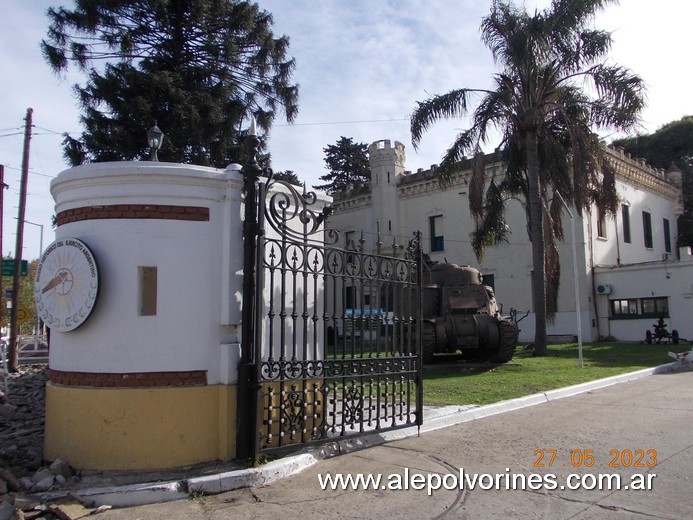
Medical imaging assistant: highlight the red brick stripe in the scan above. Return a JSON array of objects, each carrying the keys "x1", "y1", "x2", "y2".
[
  {"x1": 56, "y1": 205, "x2": 210, "y2": 226},
  {"x1": 49, "y1": 369, "x2": 208, "y2": 388}
]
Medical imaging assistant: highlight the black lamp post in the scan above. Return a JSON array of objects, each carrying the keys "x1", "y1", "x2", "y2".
[{"x1": 147, "y1": 123, "x2": 164, "y2": 161}]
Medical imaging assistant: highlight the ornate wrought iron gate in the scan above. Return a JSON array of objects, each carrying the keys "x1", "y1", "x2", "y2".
[{"x1": 247, "y1": 177, "x2": 423, "y2": 456}]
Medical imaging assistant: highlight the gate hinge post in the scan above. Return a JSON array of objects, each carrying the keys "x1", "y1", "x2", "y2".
[{"x1": 236, "y1": 117, "x2": 263, "y2": 462}]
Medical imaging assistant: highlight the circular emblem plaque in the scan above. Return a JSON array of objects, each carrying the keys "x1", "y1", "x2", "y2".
[{"x1": 34, "y1": 238, "x2": 99, "y2": 332}]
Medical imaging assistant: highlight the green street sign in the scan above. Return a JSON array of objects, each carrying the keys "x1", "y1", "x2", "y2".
[{"x1": 1, "y1": 259, "x2": 28, "y2": 277}]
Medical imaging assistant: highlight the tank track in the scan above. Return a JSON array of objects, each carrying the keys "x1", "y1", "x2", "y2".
[{"x1": 490, "y1": 318, "x2": 519, "y2": 363}]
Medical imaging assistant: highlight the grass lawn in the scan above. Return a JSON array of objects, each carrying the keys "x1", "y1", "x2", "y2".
[{"x1": 423, "y1": 342, "x2": 681, "y2": 406}]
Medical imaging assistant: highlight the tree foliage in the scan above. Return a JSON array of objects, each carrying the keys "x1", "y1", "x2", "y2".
[
  {"x1": 612, "y1": 116, "x2": 693, "y2": 169},
  {"x1": 42, "y1": 0, "x2": 299, "y2": 167},
  {"x1": 613, "y1": 116, "x2": 693, "y2": 247},
  {"x1": 677, "y1": 166, "x2": 693, "y2": 247},
  {"x1": 272, "y1": 170, "x2": 303, "y2": 186},
  {"x1": 313, "y1": 137, "x2": 370, "y2": 194},
  {"x1": 410, "y1": 0, "x2": 644, "y2": 355}
]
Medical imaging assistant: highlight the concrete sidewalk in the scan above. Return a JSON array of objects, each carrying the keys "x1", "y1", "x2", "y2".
[{"x1": 79, "y1": 362, "x2": 691, "y2": 519}]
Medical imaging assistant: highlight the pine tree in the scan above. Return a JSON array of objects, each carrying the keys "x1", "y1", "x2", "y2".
[
  {"x1": 272, "y1": 170, "x2": 303, "y2": 186},
  {"x1": 314, "y1": 137, "x2": 370, "y2": 194},
  {"x1": 42, "y1": 0, "x2": 299, "y2": 167}
]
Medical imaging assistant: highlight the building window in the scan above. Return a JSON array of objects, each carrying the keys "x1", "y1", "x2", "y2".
[
  {"x1": 139, "y1": 266, "x2": 157, "y2": 316},
  {"x1": 611, "y1": 299, "x2": 638, "y2": 317},
  {"x1": 641, "y1": 297, "x2": 668, "y2": 317},
  {"x1": 482, "y1": 273, "x2": 495, "y2": 290},
  {"x1": 429, "y1": 215, "x2": 444, "y2": 252},
  {"x1": 597, "y1": 208, "x2": 607, "y2": 239},
  {"x1": 610, "y1": 297, "x2": 669, "y2": 320},
  {"x1": 642, "y1": 211, "x2": 653, "y2": 249},
  {"x1": 621, "y1": 205, "x2": 631, "y2": 244},
  {"x1": 663, "y1": 218, "x2": 671, "y2": 253}
]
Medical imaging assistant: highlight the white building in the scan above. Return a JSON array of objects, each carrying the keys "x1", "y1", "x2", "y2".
[{"x1": 327, "y1": 139, "x2": 692, "y2": 343}]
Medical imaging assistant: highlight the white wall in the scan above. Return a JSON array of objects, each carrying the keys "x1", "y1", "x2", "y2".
[
  {"x1": 590, "y1": 177, "x2": 680, "y2": 268},
  {"x1": 594, "y1": 247, "x2": 693, "y2": 342},
  {"x1": 48, "y1": 162, "x2": 244, "y2": 383}
]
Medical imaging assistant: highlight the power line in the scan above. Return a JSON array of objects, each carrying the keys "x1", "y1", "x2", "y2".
[
  {"x1": 5, "y1": 189, "x2": 54, "y2": 200},
  {"x1": 33, "y1": 125, "x2": 66, "y2": 135},
  {"x1": 1, "y1": 164, "x2": 56, "y2": 179},
  {"x1": 7, "y1": 118, "x2": 413, "y2": 138},
  {"x1": 3, "y1": 125, "x2": 78, "y2": 138},
  {"x1": 274, "y1": 117, "x2": 410, "y2": 127}
]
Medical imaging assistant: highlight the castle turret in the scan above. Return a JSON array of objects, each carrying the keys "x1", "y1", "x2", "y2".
[{"x1": 368, "y1": 140, "x2": 406, "y2": 247}]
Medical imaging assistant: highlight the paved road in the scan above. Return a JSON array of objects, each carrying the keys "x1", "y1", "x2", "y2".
[{"x1": 98, "y1": 370, "x2": 692, "y2": 519}]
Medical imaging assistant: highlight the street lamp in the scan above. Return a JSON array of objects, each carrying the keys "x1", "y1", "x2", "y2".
[
  {"x1": 22, "y1": 219, "x2": 43, "y2": 351},
  {"x1": 147, "y1": 123, "x2": 164, "y2": 161},
  {"x1": 555, "y1": 191, "x2": 584, "y2": 368}
]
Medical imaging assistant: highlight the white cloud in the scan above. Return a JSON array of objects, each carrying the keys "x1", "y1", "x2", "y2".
[{"x1": 1, "y1": 0, "x2": 691, "y2": 259}]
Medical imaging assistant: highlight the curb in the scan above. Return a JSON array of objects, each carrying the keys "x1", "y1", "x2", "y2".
[
  {"x1": 71, "y1": 480, "x2": 188, "y2": 509},
  {"x1": 68, "y1": 361, "x2": 679, "y2": 507},
  {"x1": 186, "y1": 453, "x2": 320, "y2": 496}
]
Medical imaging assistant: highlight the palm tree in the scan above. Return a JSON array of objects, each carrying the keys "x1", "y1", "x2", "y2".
[{"x1": 410, "y1": 0, "x2": 644, "y2": 356}]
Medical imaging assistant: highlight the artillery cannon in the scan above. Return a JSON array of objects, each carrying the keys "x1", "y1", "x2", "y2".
[{"x1": 645, "y1": 317, "x2": 679, "y2": 345}]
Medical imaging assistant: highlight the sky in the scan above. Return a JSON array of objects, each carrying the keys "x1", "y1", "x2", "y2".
[{"x1": 1, "y1": 0, "x2": 692, "y2": 261}]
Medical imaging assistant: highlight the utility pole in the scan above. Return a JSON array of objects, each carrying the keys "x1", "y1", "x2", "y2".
[
  {"x1": 8, "y1": 108, "x2": 33, "y2": 372},
  {"x1": 0, "y1": 165, "x2": 6, "y2": 351}
]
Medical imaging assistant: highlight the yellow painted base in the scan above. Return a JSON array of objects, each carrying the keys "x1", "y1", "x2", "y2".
[
  {"x1": 260, "y1": 378, "x2": 324, "y2": 450},
  {"x1": 44, "y1": 383, "x2": 237, "y2": 470}
]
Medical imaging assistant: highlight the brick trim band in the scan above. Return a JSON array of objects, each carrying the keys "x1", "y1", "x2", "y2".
[
  {"x1": 49, "y1": 369, "x2": 208, "y2": 388},
  {"x1": 56, "y1": 204, "x2": 210, "y2": 226}
]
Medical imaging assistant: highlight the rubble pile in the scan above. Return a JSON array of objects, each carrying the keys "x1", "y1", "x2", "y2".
[
  {"x1": 0, "y1": 366, "x2": 87, "y2": 519},
  {"x1": 0, "y1": 366, "x2": 48, "y2": 482}
]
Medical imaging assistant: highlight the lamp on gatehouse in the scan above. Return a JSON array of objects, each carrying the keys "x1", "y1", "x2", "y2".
[{"x1": 147, "y1": 123, "x2": 164, "y2": 161}]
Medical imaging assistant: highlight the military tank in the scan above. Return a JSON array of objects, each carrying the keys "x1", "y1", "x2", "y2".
[{"x1": 421, "y1": 263, "x2": 518, "y2": 364}]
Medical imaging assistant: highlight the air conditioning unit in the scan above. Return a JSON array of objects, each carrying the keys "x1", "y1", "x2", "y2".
[{"x1": 597, "y1": 284, "x2": 612, "y2": 295}]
